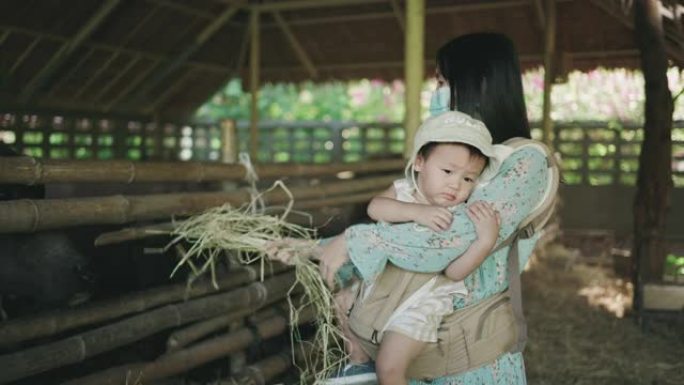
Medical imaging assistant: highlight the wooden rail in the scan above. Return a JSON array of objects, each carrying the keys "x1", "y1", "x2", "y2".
[{"x1": 0, "y1": 156, "x2": 403, "y2": 184}]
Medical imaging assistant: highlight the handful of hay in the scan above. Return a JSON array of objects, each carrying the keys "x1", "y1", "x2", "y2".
[{"x1": 168, "y1": 182, "x2": 348, "y2": 384}]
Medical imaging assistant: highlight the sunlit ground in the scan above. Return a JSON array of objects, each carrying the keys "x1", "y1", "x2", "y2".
[{"x1": 523, "y1": 242, "x2": 683, "y2": 385}]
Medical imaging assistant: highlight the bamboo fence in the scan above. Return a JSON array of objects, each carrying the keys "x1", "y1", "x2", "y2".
[
  {"x1": 0, "y1": 271, "x2": 296, "y2": 384},
  {"x1": 94, "y1": 189, "x2": 382, "y2": 246},
  {"x1": 61, "y1": 307, "x2": 316, "y2": 385},
  {"x1": 0, "y1": 156, "x2": 404, "y2": 184},
  {"x1": 165, "y1": 309, "x2": 254, "y2": 353},
  {"x1": 226, "y1": 351, "x2": 294, "y2": 385},
  {"x1": 0, "y1": 174, "x2": 397, "y2": 232},
  {"x1": 0, "y1": 264, "x2": 290, "y2": 349}
]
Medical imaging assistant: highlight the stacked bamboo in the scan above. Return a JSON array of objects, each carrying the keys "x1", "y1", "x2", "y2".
[
  {"x1": 0, "y1": 264, "x2": 289, "y2": 349},
  {"x1": 0, "y1": 271, "x2": 296, "y2": 384},
  {"x1": 0, "y1": 155, "x2": 403, "y2": 383}
]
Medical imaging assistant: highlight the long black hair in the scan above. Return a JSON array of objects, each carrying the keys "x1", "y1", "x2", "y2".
[{"x1": 436, "y1": 33, "x2": 531, "y2": 143}]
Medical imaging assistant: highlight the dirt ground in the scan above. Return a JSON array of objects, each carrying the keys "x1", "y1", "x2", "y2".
[{"x1": 522, "y1": 243, "x2": 684, "y2": 385}]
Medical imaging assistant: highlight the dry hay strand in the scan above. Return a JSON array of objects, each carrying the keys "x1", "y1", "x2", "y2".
[
  {"x1": 168, "y1": 181, "x2": 348, "y2": 384},
  {"x1": 523, "y1": 243, "x2": 684, "y2": 385}
]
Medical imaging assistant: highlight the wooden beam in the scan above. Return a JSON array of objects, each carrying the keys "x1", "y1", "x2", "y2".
[
  {"x1": 19, "y1": 0, "x2": 121, "y2": 102},
  {"x1": 643, "y1": 283, "x2": 684, "y2": 310},
  {"x1": 93, "y1": 56, "x2": 141, "y2": 102},
  {"x1": 249, "y1": 8, "x2": 261, "y2": 161},
  {"x1": 533, "y1": 0, "x2": 546, "y2": 30},
  {"x1": 589, "y1": 0, "x2": 684, "y2": 65},
  {"x1": 105, "y1": 59, "x2": 160, "y2": 111},
  {"x1": 389, "y1": 0, "x2": 405, "y2": 32},
  {"x1": 632, "y1": 0, "x2": 674, "y2": 295},
  {"x1": 143, "y1": 69, "x2": 194, "y2": 114},
  {"x1": 404, "y1": 0, "x2": 424, "y2": 158},
  {"x1": 126, "y1": 5, "x2": 239, "y2": 106},
  {"x1": 256, "y1": 0, "x2": 388, "y2": 11},
  {"x1": 271, "y1": 12, "x2": 318, "y2": 78},
  {"x1": 145, "y1": 0, "x2": 214, "y2": 19},
  {"x1": 0, "y1": 25, "x2": 234, "y2": 77},
  {"x1": 0, "y1": 29, "x2": 10, "y2": 45},
  {"x1": 72, "y1": 52, "x2": 120, "y2": 99},
  {"x1": 257, "y1": 0, "x2": 574, "y2": 28},
  {"x1": 542, "y1": 0, "x2": 556, "y2": 147},
  {"x1": 234, "y1": 22, "x2": 251, "y2": 74},
  {"x1": 8, "y1": 37, "x2": 40, "y2": 75},
  {"x1": 48, "y1": 6, "x2": 157, "y2": 97},
  {"x1": 46, "y1": 49, "x2": 95, "y2": 97}
]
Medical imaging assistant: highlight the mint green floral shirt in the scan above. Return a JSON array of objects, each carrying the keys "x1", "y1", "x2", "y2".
[{"x1": 345, "y1": 145, "x2": 549, "y2": 384}]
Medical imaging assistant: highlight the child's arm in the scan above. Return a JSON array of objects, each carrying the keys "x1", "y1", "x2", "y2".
[
  {"x1": 444, "y1": 201, "x2": 500, "y2": 281},
  {"x1": 367, "y1": 186, "x2": 453, "y2": 232}
]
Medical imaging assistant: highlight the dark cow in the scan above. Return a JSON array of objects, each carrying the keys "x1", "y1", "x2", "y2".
[{"x1": 0, "y1": 142, "x2": 92, "y2": 319}]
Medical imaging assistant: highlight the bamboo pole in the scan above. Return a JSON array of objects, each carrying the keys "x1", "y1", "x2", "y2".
[
  {"x1": 249, "y1": 8, "x2": 260, "y2": 160},
  {"x1": 403, "y1": 0, "x2": 425, "y2": 158},
  {"x1": 0, "y1": 156, "x2": 404, "y2": 184},
  {"x1": 94, "y1": 221, "x2": 175, "y2": 246},
  {"x1": 226, "y1": 351, "x2": 292, "y2": 385},
  {"x1": 542, "y1": 0, "x2": 556, "y2": 147},
  {"x1": 95, "y1": 189, "x2": 382, "y2": 246},
  {"x1": 0, "y1": 174, "x2": 398, "y2": 233},
  {"x1": 165, "y1": 297, "x2": 297, "y2": 353},
  {"x1": 61, "y1": 307, "x2": 315, "y2": 385},
  {"x1": 0, "y1": 264, "x2": 290, "y2": 349},
  {"x1": 222, "y1": 341, "x2": 314, "y2": 385},
  {"x1": 166, "y1": 308, "x2": 253, "y2": 353},
  {"x1": 0, "y1": 272, "x2": 296, "y2": 384}
]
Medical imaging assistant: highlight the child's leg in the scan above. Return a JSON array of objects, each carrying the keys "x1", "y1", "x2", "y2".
[
  {"x1": 333, "y1": 285, "x2": 370, "y2": 364},
  {"x1": 376, "y1": 331, "x2": 426, "y2": 385}
]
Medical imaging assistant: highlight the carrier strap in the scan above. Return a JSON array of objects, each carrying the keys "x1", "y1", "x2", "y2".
[{"x1": 507, "y1": 234, "x2": 527, "y2": 352}]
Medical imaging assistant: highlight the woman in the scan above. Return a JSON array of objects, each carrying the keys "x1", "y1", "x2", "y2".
[{"x1": 326, "y1": 33, "x2": 547, "y2": 385}]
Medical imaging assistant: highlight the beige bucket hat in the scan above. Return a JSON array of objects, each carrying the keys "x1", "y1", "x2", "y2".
[{"x1": 406, "y1": 111, "x2": 505, "y2": 184}]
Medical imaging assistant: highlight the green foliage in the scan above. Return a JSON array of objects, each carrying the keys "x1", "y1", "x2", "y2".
[
  {"x1": 196, "y1": 79, "x2": 406, "y2": 122},
  {"x1": 197, "y1": 68, "x2": 684, "y2": 124}
]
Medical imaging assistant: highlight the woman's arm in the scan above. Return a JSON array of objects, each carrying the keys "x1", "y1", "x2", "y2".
[
  {"x1": 444, "y1": 201, "x2": 499, "y2": 281},
  {"x1": 369, "y1": 147, "x2": 549, "y2": 273}
]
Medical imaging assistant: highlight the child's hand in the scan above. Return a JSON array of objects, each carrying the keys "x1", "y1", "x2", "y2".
[
  {"x1": 412, "y1": 204, "x2": 453, "y2": 232},
  {"x1": 466, "y1": 201, "x2": 500, "y2": 247}
]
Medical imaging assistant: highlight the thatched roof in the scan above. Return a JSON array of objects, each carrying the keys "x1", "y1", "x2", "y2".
[{"x1": 1, "y1": 0, "x2": 682, "y2": 121}]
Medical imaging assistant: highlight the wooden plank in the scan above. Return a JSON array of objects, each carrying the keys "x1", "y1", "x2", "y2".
[{"x1": 643, "y1": 283, "x2": 684, "y2": 311}]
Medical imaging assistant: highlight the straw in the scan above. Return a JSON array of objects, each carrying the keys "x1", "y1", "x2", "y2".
[{"x1": 168, "y1": 181, "x2": 348, "y2": 384}]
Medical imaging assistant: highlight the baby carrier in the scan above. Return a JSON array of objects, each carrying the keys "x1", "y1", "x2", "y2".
[{"x1": 347, "y1": 138, "x2": 560, "y2": 379}]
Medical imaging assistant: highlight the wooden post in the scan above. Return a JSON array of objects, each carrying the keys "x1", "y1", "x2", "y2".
[
  {"x1": 249, "y1": 8, "x2": 261, "y2": 161},
  {"x1": 221, "y1": 119, "x2": 238, "y2": 163},
  {"x1": 632, "y1": 0, "x2": 674, "y2": 312},
  {"x1": 542, "y1": 0, "x2": 556, "y2": 147},
  {"x1": 403, "y1": 0, "x2": 425, "y2": 158}
]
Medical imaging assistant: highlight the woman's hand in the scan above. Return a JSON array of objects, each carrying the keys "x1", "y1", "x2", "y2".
[
  {"x1": 410, "y1": 204, "x2": 453, "y2": 232},
  {"x1": 466, "y1": 201, "x2": 500, "y2": 248},
  {"x1": 265, "y1": 238, "x2": 317, "y2": 265}
]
